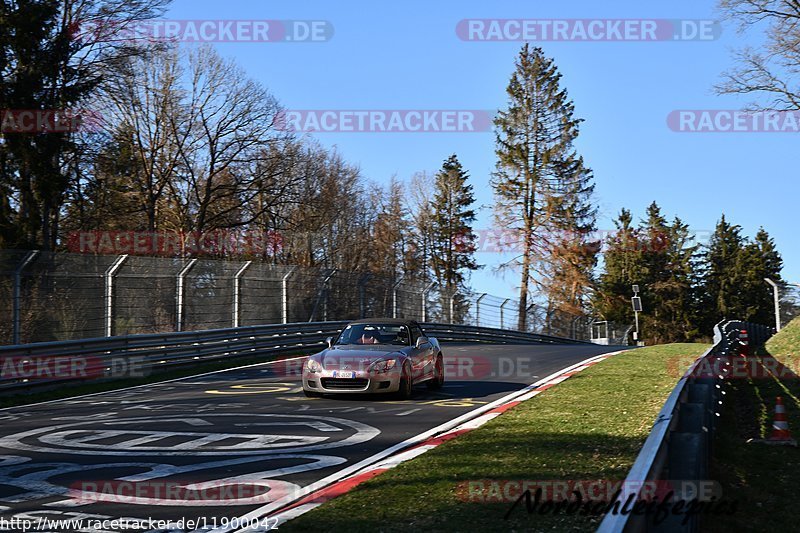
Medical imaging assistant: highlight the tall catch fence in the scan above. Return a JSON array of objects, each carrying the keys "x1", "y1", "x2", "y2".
[{"x1": 1, "y1": 250, "x2": 597, "y2": 345}]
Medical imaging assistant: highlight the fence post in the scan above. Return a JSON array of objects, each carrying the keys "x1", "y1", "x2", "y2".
[
  {"x1": 12, "y1": 251, "x2": 39, "y2": 345},
  {"x1": 571, "y1": 316, "x2": 581, "y2": 340},
  {"x1": 392, "y1": 275, "x2": 404, "y2": 318},
  {"x1": 176, "y1": 258, "x2": 198, "y2": 331},
  {"x1": 358, "y1": 273, "x2": 371, "y2": 318},
  {"x1": 499, "y1": 298, "x2": 510, "y2": 330},
  {"x1": 450, "y1": 292, "x2": 457, "y2": 324},
  {"x1": 421, "y1": 282, "x2": 436, "y2": 322},
  {"x1": 232, "y1": 261, "x2": 253, "y2": 328},
  {"x1": 525, "y1": 303, "x2": 536, "y2": 333},
  {"x1": 282, "y1": 267, "x2": 296, "y2": 324},
  {"x1": 105, "y1": 255, "x2": 128, "y2": 337},
  {"x1": 475, "y1": 293, "x2": 487, "y2": 327}
]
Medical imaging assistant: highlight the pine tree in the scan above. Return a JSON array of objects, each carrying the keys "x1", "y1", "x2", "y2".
[
  {"x1": 430, "y1": 154, "x2": 480, "y2": 322},
  {"x1": 596, "y1": 203, "x2": 699, "y2": 344},
  {"x1": 641, "y1": 205, "x2": 698, "y2": 344},
  {"x1": 702, "y1": 215, "x2": 747, "y2": 324},
  {"x1": 741, "y1": 228, "x2": 783, "y2": 326},
  {"x1": 595, "y1": 209, "x2": 645, "y2": 328},
  {"x1": 0, "y1": 0, "x2": 91, "y2": 249},
  {"x1": 492, "y1": 45, "x2": 596, "y2": 330}
]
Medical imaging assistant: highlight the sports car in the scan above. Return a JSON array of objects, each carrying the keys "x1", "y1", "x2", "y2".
[{"x1": 302, "y1": 318, "x2": 444, "y2": 398}]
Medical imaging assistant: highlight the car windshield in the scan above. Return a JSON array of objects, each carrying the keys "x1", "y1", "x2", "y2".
[{"x1": 336, "y1": 324, "x2": 411, "y2": 346}]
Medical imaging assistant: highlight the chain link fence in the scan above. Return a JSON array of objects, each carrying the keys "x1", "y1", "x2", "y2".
[
  {"x1": 781, "y1": 283, "x2": 800, "y2": 328},
  {"x1": 1, "y1": 250, "x2": 602, "y2": 346}
]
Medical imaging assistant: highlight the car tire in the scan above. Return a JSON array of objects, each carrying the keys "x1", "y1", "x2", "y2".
[
  {"x1": 303, "y1": 389, "x2": 322, "y2": 398},
  {"x1": 396, "y1": 362, "x2": 413, "y2": 400},
  {"x1": 426, "y1": 354, "x2": 444, "y2": 390}
]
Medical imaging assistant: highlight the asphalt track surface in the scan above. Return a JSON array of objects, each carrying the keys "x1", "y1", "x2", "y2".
[{"x1": 0, "y1": 342, "x2": 623, "y2": 532}]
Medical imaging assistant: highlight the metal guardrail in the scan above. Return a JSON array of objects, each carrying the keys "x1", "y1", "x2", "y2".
[
  {"x1": 597, "y1": 320, "x2": 773, "y2": 533},
  {"x1": 0, "y1": 321, "x2": 591, "y2": 396}
]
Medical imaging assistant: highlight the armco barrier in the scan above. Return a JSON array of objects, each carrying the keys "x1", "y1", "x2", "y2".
[
  {"x1": 596, "y1": 320, "x2": 772, "y2": 533},
  {"x1": 0, "y1": 321, "x2": 591, "y2": 396}
]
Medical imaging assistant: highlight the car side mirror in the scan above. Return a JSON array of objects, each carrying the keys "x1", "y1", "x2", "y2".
[
  {"x1": 326, "y1": 337, "x2": 333, "y2": 348},
  {"x1": 416, "y1": 336, "x2": 429, "y2": 349}
]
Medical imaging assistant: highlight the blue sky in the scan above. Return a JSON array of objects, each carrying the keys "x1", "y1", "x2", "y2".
[{"x1": 167, "y1": 0, "x2": 799, "y2": 299}]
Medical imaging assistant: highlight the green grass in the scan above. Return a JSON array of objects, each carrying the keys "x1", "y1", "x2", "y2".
[
  {"x1": 0, "y1": 350, "x2": 308, "y2": 408},
  {"x1": 765, "y1": 316, "x2": 800, "y2": 363},
  {"x1": 282, "y1": 343, "x2": 709, "y2": 533},
  {"x1": 709, "y1": 317, "x2": 800, "y2": 533}
]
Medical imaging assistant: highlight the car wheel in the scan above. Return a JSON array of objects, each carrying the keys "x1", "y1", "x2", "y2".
[
  {"x1": 427, "y1": 354, "x2": 444, "y2": 390},
  {"x1": 396, "y1": 362, "x2": 413, "y2": 399},
  {"x1": 303, "y1": 389, "x2": 322, "y2": 398}
]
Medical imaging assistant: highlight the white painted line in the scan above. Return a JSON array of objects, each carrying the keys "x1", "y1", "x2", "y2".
[{"x1": 222, "y1": 349, "x2": 625, "y2": 532}]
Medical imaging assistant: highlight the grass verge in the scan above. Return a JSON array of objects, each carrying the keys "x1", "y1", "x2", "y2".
[
  {"x1": 0, "y1": 350, "x2": 308, "y2": 409},
  {"x1": 709, "y1": 317, "x2": 800, "y2": 532},
  {"x1": 281, "y1": 343, "x2": 708, "y2": 533}
]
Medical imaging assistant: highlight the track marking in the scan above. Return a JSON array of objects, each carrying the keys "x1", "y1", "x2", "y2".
[
  {"x1": 0, "y1": 355, "x2": 310, "y2": 413},
  {"x1": 215, "y1": 350, "x2": 625, "y2": 532}
]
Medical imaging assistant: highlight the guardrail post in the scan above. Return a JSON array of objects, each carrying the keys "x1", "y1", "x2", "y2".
[
  {"x1": 475, "y1": 293, "x2": 487, "y2": 327},
  {"x1": 282, "y1": 267, "x2": 296, "y2": 324},
  {"x1": 176, "y1": 258, "x2": 198, "y2": 332},
  {"x1": 392, "y1": 275, "x2": 404, "y2": 318},
  {"x1": 233, "y1": 261, "x2": 253, "y2": 328},
  {"x1": 105, "y1": 254, "x2": 128, "y2": 337},
  {"x1": 421, "y1": 282, "x2": 436, "y2": 322},
  {"x1": 12, "y1": 251, "x2": 39, "y2": 345}
]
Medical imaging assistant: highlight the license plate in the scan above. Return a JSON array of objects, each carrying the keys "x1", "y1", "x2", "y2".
[{"x1": 332, "y1": 371, "x2": 355, "y2": 379}]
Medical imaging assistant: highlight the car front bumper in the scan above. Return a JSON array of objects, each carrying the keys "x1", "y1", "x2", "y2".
[{"x1": 302, "y1": 368, "x2": 402, "y2": 394}]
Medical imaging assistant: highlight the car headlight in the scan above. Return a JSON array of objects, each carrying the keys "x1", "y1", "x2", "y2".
[
  {"x1": 370, "y1": 359, "x2": 397, "y2": 373},
  {"x1": 306, "y1": 359, "x2": 322, "y2": 373}
]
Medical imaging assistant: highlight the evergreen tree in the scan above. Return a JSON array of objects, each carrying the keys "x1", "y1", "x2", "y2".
[
  {"x1": 596, "y1": 203, "x2": 699, "y2": 344},
  {"x1": 0, "y1": 0, "x2": 91, "y2": 249},
  {"x1": 492, "y1": 45, "x2": 596, "y2": 330},
  {"x1": 595, "y1": 208, "x2": 645, "y2": 328},
  {"x1": 540, "y1": 154, "x2": 599, "y2": 331},
  {"x1": 739, "y1": 228, "x2": 783, "y2": 326},
  {"x1": 430, "y1": 154, "x2": 479, "y2": 322},
  {"x1": 702, "y1": 215, "x2": 748, "y2": 324},
  {"x1": 640, "y1": 204, "x2": 698, "y2": 344}
]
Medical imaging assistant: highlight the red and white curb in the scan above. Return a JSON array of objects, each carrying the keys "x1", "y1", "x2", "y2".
[{"x1": 225, "y1": 350, "x2": 625, "y2": 531}]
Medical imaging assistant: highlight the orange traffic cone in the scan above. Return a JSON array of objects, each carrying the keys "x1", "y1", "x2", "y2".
[{"x1": 768, "y1": 397, "x2": 797, "y2": 445}]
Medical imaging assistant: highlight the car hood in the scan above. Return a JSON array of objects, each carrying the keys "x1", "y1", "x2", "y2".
[{"x1": 315, "y1": 346, "x2": 403, "y2": 370}]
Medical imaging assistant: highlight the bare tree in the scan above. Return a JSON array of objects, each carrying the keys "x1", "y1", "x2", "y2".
[
  {"x1": 406, "y1": 171, "x2": 435, "y2": 282},
  {"x1": 175, "y1": 45, "x2": 284, "y2": 235},
  {"x1": 717, "y1": 0, "x2": 800, "y2": 109},
  {"x1": 99, "y1": 46, "x2": 188, "y2": 231}
]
